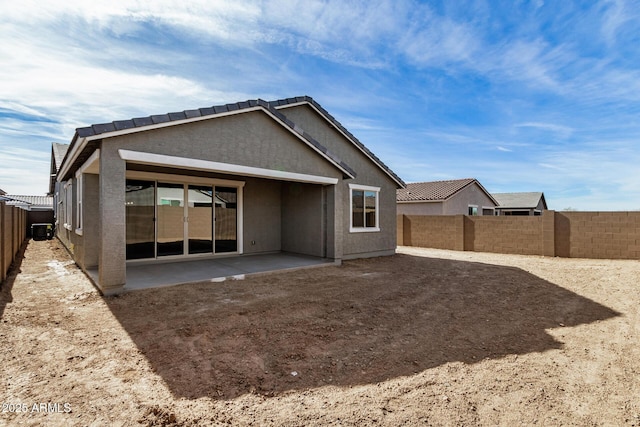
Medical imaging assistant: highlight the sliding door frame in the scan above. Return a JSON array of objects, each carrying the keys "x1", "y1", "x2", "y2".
[{"x1": 125, "y1": 170, "x2": 245, "y2": 263}]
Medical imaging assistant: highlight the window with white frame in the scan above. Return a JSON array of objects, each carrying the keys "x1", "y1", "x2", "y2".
[
  {"x1": 468, "y1": 205, "x2": 478, "y2": 216},
  {"x1": 75, "y1": 174, "x2": 83, "y2": 234},
  {"x1": 64, "y1": 180, "x2": 73, "y2": 230},
  {"x1": 349, "y1": 184, "x2": 380, "y2": 232}
]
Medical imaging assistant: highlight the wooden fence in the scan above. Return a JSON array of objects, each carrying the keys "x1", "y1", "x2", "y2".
[
  {"x1": 398, "y1": 210, "x2": 640, "y2": 260},
  {"x1": 1, "y1": 201, "x2": 28, "y2": 283}
]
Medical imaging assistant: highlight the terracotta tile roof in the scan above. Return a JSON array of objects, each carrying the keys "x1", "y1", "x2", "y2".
[{"x1": 397, "y1": 178, "x2": 478, "y2": 202}]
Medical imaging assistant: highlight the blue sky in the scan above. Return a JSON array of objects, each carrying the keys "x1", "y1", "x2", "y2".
[{"x1": 2, "y1": 0, "x2": 639, "y2": 210}]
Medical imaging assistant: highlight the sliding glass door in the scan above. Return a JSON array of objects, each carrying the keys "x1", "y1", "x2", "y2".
[
  {"x1": 188, "y1": 185, "x2": 213, "y2": 254},
  {"x1": 125, "y1": 180, "x2": 238, "y2": 260},
  {"x1": 157, "y1": 182, "x2": 185, "y2": 257},
  {"x1": 214, "y1": 187, "x2": 237, "y2": 253},
  {"x1": 126, "y1": 180, "x2": 155, "y2": 260}
]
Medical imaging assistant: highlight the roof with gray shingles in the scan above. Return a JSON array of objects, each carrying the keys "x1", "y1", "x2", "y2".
[
  {"x1": 272, "y1": 97, "x2": 405, "y2": 187},
  {"x1": 397, "y1": 178, "x2": 489, "y2": 202},
  {"x1": 63, "y1": 96, "x2": 404, "y2": 187},
  {"x1": 52, "y1": 143, "x2": 69, "y2": 170},
  {"x1": 492, "y1": 192, "x2": 546, "y2": 209},
  {"x1": 1, "y1": 195, "x2": 53, "y2": 208},
  {"x1": 50, "y1": 142, "x2": 71, "y2": 195}
]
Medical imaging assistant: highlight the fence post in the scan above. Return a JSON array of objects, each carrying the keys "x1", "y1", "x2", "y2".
[
  {"x1": 403, "y1": 215, "x2": 412, "y2": 246},
  {"x1": 1, "y1": 203, "x2": 5, "y2": 283},
  {"x1": 456, "y1": 215, "x2": 466, "y2": 251},
  {"x1": 542, "y1": 210, "x2": 556, "y2": 257},
  {"x1": 11, "y1": 207, "x2": 16, "y2": 262},
  {"x1": 22, "y1": 209, "x2": 27, "y2": 243},
  {"x1": 396, "y1": 214, "x2": 404, "y2": 246}
]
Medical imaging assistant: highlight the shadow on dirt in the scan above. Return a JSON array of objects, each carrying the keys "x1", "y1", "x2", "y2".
[
  {"x1": 0, "y1": 239, "x2": 28, "y2": 319},
  {"x1": 105, "y1": 253, "x2": 620, "y2": 400}
]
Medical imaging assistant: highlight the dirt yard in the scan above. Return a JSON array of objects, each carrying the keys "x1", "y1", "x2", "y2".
[{"x1": 0, "y1": 239, "x2": 638, "y2": 426}]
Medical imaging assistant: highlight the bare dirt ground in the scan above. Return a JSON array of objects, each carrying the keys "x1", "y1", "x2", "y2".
[{"x1": 1, "y1": 239, "x2": 639, "y2": 426}]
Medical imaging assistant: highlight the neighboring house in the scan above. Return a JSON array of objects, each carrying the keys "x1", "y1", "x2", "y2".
[
  {"x1": 493, "y1": 192, "x2": 548, "y2": 216},
  {"x1": 0, "y1": 188, "x2": 6, "y2": 196},
  {"x1": 52, "y1": 96, "x2": 405, "y2": 295},
  {"x1": 49, "y1": 142, "x2": 70, "y2": 229},
  {"x1": 0, "y1": 194, "x2": 55, "y2": 234},
  {"x1": 397, "y1": 178, "x2": 498, "y2": 216},
  {"x1": 0, "y1": 195, "x2": 53, "y2": 211}
]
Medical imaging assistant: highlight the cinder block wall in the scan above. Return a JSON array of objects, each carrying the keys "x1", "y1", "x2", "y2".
[
  {"x1": 398, "y1": 211, "x2": 640, "y2": 260},
  {"x1": 402, "y1": 215, "x2": 463, "y2": 251},
  {"x1": 396, "y1": 215, "x2": 403, "y2": 246},
  {"x1": 558, "y1": 212, "x2": 640, "y2": 259},
  {"x1": 1, "y1": 202, "x2": 28, "y2": 284},
  {"x1": 467, "y1": 216, "x2": 544, "y2": 255}
]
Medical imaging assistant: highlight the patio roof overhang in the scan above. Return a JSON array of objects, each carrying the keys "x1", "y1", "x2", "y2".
[
  {"x1": 77, "y1": 149, "x2": 339, "y2": 185},
  {"x1": 118, "y1": 150, "x2": 339, "y2": 185}
]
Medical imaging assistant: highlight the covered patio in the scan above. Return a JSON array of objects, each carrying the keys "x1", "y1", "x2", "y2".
[{"x1": 87, "y1": 252, "x2": 336, "y2": 292}]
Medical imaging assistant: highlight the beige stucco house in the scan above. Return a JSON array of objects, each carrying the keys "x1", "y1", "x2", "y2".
[
  {"x1": 397, "y1": 178, "x2": 498, "y2": 216},
  {"x1": 52, "y1": 96, "x2": 405, "y2": 295},
  {"x1": 493, "y1": 192, "x2": 548, "y2": 216}
]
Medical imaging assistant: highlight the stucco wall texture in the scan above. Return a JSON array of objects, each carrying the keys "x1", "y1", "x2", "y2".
[
  {"x1": 281, "y1": 104, "x2": 398, "y2": 258},
  {"x1": 399, "y1": 211, "x2": 640, "y2": 260},
  {"x1": 396, "y1": 182, "x2": 496, "y2": 217},
  {"x1": 57, "y1": 101, "x2": 402, "y2": 294}
]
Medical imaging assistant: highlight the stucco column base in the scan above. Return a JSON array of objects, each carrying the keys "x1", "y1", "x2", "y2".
[{"x1": 99, "y1": 284, "x2": 126, "y2": 296}]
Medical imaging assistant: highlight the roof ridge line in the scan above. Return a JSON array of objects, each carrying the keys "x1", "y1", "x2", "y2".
[{"x1": 269, "y1": 96, "x2": 405, "y2": 188}]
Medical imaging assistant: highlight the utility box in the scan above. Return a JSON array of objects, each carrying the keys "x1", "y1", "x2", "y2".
[{"x1": 31, "y1": 223, "x2": 53, "y2": 241}]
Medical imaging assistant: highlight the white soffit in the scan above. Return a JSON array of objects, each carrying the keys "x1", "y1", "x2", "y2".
[
  {"x1": 118, "y1": 150, "x2": 339, "y2": 185},
  {"x1": 76, "y1": 149, "x2": 100, "y2": 176}
]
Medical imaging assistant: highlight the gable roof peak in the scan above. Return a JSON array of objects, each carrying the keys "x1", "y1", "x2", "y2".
[
  {"x1": 492, "y1": 192, "x2": 547, "y2": 209},
  {"x1": 397, "y1": 178, "x2": 495, "y2": 203},
  {"x1": 270, "y1": 96, "x2": 405, "y2": 188}
]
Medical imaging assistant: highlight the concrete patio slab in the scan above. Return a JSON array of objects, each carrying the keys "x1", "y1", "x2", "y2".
[{"x1": 87, "y1": 252, "x2": 336, "y2": 292}]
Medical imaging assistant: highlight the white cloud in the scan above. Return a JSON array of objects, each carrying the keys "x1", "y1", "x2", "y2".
[
  {"x1": 600, "y1": 0, "x2": 640, "y2": 45},
  {"x1": 0, "y1": 147, "x2": 50, "y2": 195},
  {"x1": 399, "y1": 14, "x2": 480, "y2": 67},
  {"x1": 515, "y1": 122, "x2": 574, "y2": 138},
  {"x1": 1, "y1": 0, "x2": 639, "y2": 211}
]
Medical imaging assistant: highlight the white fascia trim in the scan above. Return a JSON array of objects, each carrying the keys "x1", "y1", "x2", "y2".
[
  {"x1": 277, "y1": 102, "x2": 403, "y2": 187},
  {"x1": 59, "y1": 105, "x2": 355, "y2": 181},
  {"x1": 58, "y1": 136, "x2": 88, "y2": 182},
  {"x1": 58, "y1": 108, "x2": 265, "y2": 182},
  {"x1": 259, "y1": 109, "x2": 355, "y2": 179},
  {"x1": 119, "y1": 149, "x2": 339, "y2": 185},
  {"x1": 75, "y1": 149, "x2": 100, "y2": 177},
  {"x1": 96, "y1": 108, "x2": 264, "y2": 141}
]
